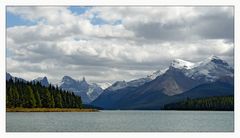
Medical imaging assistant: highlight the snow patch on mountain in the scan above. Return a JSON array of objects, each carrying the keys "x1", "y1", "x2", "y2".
[
  {"x1": 187, "y1": 56, "x2": 233, "y2": 82},
  {"x1": 107, "y1": 68, "x2": 168, "y2": 91},
  {"x1": 170, "y1": 59, "x2": 195, "y2": 70},
  {"x1": 170, "y1": 55, "x2": 233, "y2": 82},
  {"x1": 106, "y1": 81, "x2": 128, "y2": 91},
  {"x1": 96, "y1": 82, "x2": 112, "y2": 90},
  {"x1": 147, "y1": 68, "x2": 168, "y2": 79}
]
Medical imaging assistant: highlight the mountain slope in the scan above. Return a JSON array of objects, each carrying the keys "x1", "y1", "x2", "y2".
[
  {"x1": 91, "y1": 68, "x2": 168, "y2": 108},
  {"x1": 106, "y1": 68, "x2": 167, "y2": 92},
  {"x1": 6, "y1": 72, "x2": 27, "y2": 83},
  {"x1": 32, "y1": 76, "x2": 49, "y2": 87},
  {"x1": 92, "y1": 56, "x2": 234, "y2": 109},
  {"x1": 175, "y1": 78, "x2": 234, "y2": 99},
  {"x1": 185, "y1": 56, "x2": 233, "y2": 82},
  {"x1": 94, "y1": 79, "x2": 233, "y2": 110},
  {"x1": 97, "y1": 82, "x2": 112, "y2": 90},
  {"x1": 58, "y1": 76, "x2": 103, "y2": 103}
]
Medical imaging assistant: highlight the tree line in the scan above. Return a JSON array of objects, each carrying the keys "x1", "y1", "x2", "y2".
[
  {"x1": 6, "y1": 79, "x2": 82, "y2": 108},
  {"x1": 163, "y1": 96, "x2": 234, "y2": 111}
]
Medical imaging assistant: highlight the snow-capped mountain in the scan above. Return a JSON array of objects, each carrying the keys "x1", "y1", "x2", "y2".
[
  {"x1": 92, "y1": 55, "x2": 234, "y2": 109},
  {"x1": 58, "y1": 76, "x2": 103, "y2": 103},
  {"x1": 106, "y1": 68, "x2": 167, "y2": 91},
  {"x1": 170, "y1": 55, "x2": 233, "y2": 82},
  {"x1": 32, "y1": 76, "x2": 49, "y2": 87}
]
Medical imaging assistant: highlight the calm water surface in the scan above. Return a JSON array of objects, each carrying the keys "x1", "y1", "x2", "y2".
[{"x1": 6, "y1": 111, "x2": 234, "y2": 132}]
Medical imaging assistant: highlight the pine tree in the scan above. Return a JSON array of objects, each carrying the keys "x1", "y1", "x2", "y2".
[
  {"x1": 23, "y1": 86, "x2": 36, "y2": 108},
  {"x1": 12, "y1": 86, "x2": 19, "y2": 107},
  {"x1": 54, "y1": 92, "x2": 63, "y2": 108},
  {"x1": 34, "y1": 90, "x2": 42, "y2": 107},
  {"x1": 6, "y1": 86, "x2": 13, "y2": 108},
  {"x1": 41, "y1": 88, "x2": 51, "y2": 107},
  {"x1": 49, "y1": 94, "x2": 55, "y2": 108}
]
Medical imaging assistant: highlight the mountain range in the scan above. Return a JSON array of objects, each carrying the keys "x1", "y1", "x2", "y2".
[
  {"x1": 91, "y1": 56, "x2": 234, "y2": 109},
  {"x1": 57, "y1": 76, "x2": 103, "y2": 103},
  {"x1": 6, "y1": 55, "x2": 234, "y2": 109}
]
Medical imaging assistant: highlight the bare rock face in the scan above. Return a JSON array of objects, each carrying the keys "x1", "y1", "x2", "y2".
[{"x1": 59, "y1": 76, "x2": 103, "y2": 104}]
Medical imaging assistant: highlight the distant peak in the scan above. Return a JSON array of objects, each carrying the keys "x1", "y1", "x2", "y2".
[
  {"x1": 42, "y1": 76, "x2": 49, "y2": 83},
  {"x1": 201, "y1": 55, "x2": 228, "y2": 66},
  {"x1": 63, "y1": 75, "x2": 72, "y2": 79},
  {"x1": 62, "y1": 76, "x2": 74, "y2": 81},
  {"x1": 203, "y1": 55, "x2": 222, "y2": 63},
  {"x1": 80, "y1": 76, "x2": 88, "y2": 84},
  {"x1": 82, "y1": 76, "x2": 86, "y2": 82},
  {"x1": 35, "y1": 76, "x2": 48, "y2": 81},
  {"x1": 208, "y1": 55, "x2": 221, "y2": 60},
  {"x1": 33, "y1": 76, "x2": 49, "y2": 87},
  {"x1": 170, "y1": 59, "x2": 195, "y2": 69}
]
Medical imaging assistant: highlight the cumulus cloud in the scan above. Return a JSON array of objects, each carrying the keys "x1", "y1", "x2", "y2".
[{"x1": 6, "y1": 6, "x2": 234, "y2": 83}]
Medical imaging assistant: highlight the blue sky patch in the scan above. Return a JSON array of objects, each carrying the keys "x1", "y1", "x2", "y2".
[
  {"x1": 6, "y1": 6, "x2": 122, "y2": 28},
  {"x1": 91, "y1": 14, "x2": 109, "y2": 25},
  {"x1": 68, "y1": 6, "x2": 92, "y2": 15},
  {"x1": 6, "y1": 12, "x2": 37, "y2": 28}
]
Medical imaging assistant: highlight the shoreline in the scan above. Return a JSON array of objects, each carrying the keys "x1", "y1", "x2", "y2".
[
  {"x1": 6, "y1": 108, "x2": 98, "y2": 112},
  {"x1": 6, "y1": 108, "x2": 233, "y2": 112}
]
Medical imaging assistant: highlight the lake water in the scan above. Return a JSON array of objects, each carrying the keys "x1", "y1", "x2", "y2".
[{"x1": 6, "y1": 111, "x2": 234, "y2": 132}]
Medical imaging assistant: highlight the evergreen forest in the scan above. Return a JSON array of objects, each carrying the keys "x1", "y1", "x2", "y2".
[
  {"x1": 163, "y1": 96, "x2": 234, "y2": 111},
  {"x1": 6, "y1": 79, "x2": 82, "y2": 108}
]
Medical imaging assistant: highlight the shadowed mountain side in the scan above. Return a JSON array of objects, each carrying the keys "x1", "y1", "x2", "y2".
[
  {"x1": 91, "y1": 56, "x2": 233, "y2": 110},
  {"x1": 91, "y1": 87, "x2": 137, "y2": 109},
  {"x1": 91, "y1": 68, "x2": 201, "y2": 109},
  {"x1": 91, "y1": 79, "x2": 233, "y2": 110}
]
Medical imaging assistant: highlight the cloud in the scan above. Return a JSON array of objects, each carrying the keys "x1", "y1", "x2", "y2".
[
  {"x1": 192, "y1": 10, "x2": 234, "y2": 40},
  {"x1": 90, "y1": 7, "x2": 233, "y2": 42},
  {"x1": 6, "y1": 6, "x2": 234, "y2": 84}
]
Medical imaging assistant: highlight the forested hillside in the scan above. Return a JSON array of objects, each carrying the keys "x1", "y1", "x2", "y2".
[
  {"x1": 6, "y1": 79, "x2": 82, "y2": 108},
  {"x1": 163, "y1": 96, "x2": 234, "y2": 111}
]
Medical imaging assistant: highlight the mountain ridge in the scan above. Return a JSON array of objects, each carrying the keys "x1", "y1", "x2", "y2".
[
  {"x1": 58, "y1": 75, "x2": 103, "y2": 104},
  {"x1": 32, "y1": 76, "x2": 49, "y2": 87},
  {"x1": 91, "y1": 55, "x2": 234, "y2": 109}
]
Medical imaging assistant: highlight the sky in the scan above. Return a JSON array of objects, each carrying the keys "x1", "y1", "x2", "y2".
[{"x1": 6, "y1": 6, "x2": 234, "y2": 84}]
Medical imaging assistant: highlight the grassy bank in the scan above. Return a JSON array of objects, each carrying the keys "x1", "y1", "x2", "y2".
[{"x1": 6, "y1": 108, "x2": 98, "y2": 112}]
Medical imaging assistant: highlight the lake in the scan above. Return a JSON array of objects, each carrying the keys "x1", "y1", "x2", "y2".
[{"x1": 6, "y1": 110, "x2": 234, "y2": 132}]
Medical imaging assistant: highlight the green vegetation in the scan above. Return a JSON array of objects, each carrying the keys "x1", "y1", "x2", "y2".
[
  {"x1": 6, "y1": 79, "x2": 83, "y2": 109},
  {"x1": 163, "y1": 96, "x2": 234, "y2": 111}
]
